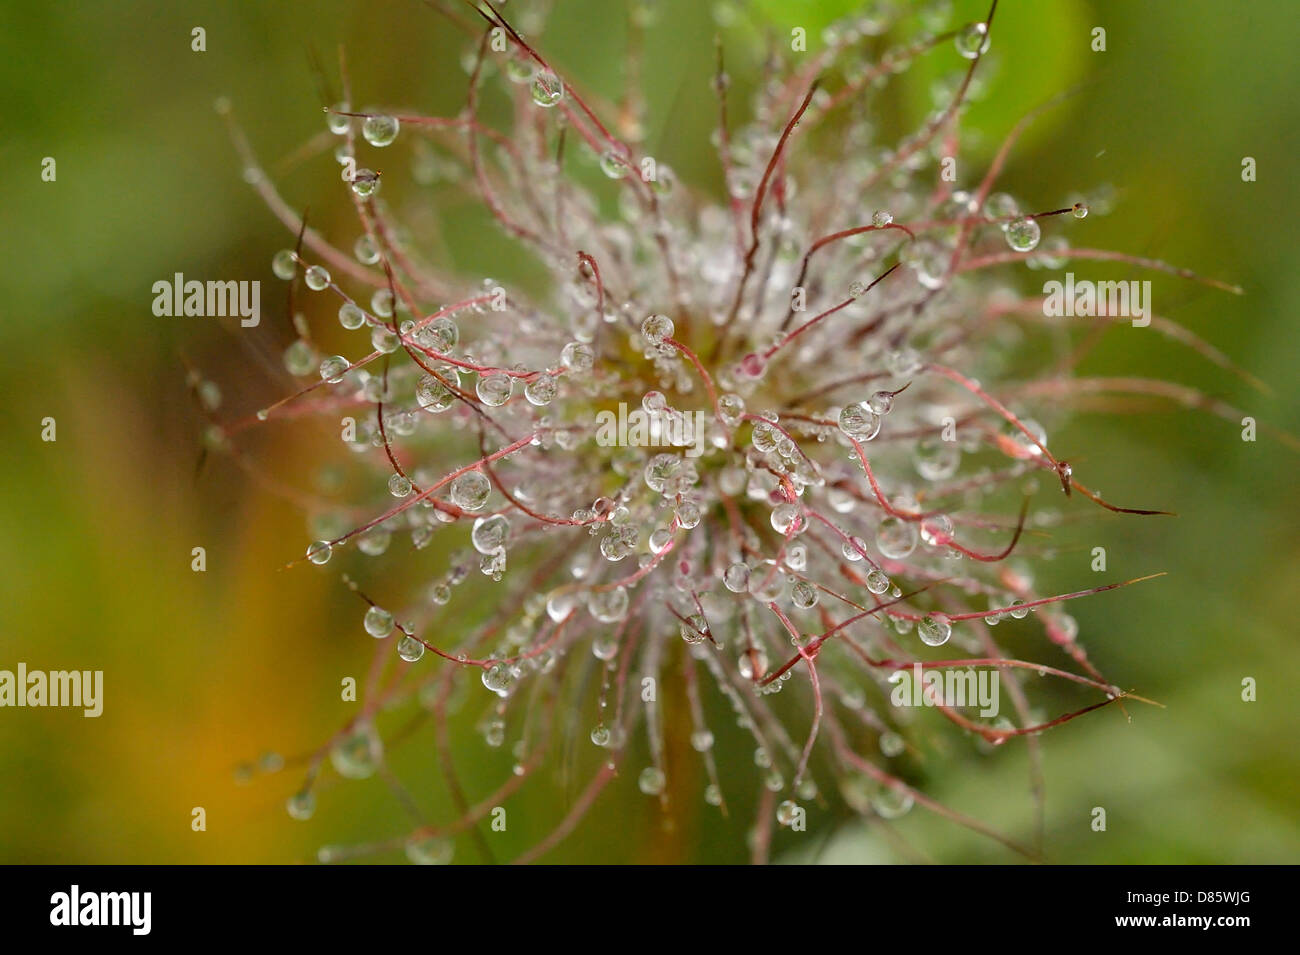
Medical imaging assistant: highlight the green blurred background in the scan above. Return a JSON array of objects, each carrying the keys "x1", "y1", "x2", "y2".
[{"x1": 2, "y1": 0, "x2": 1297, "y2": 863}]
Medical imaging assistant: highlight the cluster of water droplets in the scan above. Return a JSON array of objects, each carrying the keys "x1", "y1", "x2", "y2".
[{"x1": 209, "y1": 0, "x2": 1141, "y2": 859}]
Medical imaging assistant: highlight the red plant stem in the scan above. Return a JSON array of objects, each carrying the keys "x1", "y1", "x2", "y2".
[
  {"x1": 283, "y1": 432, "x2": 538, "y2": 567},
  {"x1": 769, "y1": 604, "x2": 823, "y2": 788},
  {"x1": 958, "y1": 248, "x2": 1244, "y2": 294},
  {"x1": 664, "y1": 337, "x2": 721, "y2": 417},
  {"x1": 830, "y1": 721, "x2": 1036, "y2": 859},
  {"x1": 723, "y1": 82, "x2": 820, "y2": 330},
  {"x1": 783, "y1": 225, "x2": 915, "y2": 329},
  {"x1": 766, "y1": 264, "x2": 901, "y2": 362}
]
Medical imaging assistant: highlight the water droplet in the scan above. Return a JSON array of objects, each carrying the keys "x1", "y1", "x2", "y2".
[
  {"x1": 1017, "y1": 420, "x2": 1050, "y2": 459},
  {"x1": 642, "y1": 390, "x2": 667, "y2": 414},
  {"x1": 600, "y1": 532, "x2": 633, "y2": 562},
  {"x1": 306, "y1": 540, "x2": 332, "y2": 565},
  {"x1": 748, "y1": 568, "x2": 785, "y2": 603},
  {"x1": 370, "y1": 325, "x2": 400, "y2": 354},
  {"x1": 644, "y1": 453, "x2": 682, "y2": 494},
  {"x1": 524, "y1": 373, "x2": 558, "y2": 406},
  {"x1": 319, "y1": 356, "x2": 349, "y2": 384},
  {"x1": 286, "y1": 790, "x2": 315, "y2": 820},
  {"x1": 872, "y1": 210, "x2": 893, "y2": 227},
  {"x1": 338, "y1": 303, "x2": 366, "y2": 330},
  {"x1": 1072, "y1": 201, "x2": 1089, "y2": 219},
  {"x1": 770, "y1": 502, "x2": 803, "y2": 534},
  {"x1": 920, "y1": 513, "x2": 954, "y2": 546},
  {"x1": 675, "y1": 501, "x2": 701, "y2": 529},
  {"x1": 388, "y1": 474, "x2": 412, "y2": 498},
  {"x1": 841, "y1": 536, "x2": 867, "y2": 561},
  {"x1": 885, "y1": 346, "x2": 922, "y2": 377},
  {"x1": 737, "y1": 647, "x2": 768, "y2": 680},
  {"x1": 416, "y1": 374, "x2": 455, "y2": 413},
  {"x1": 561, "y1": 341, "x2": 594, "y2": 372},
  {"x1": 738, "y1": 352, "x2": 766, "y2": 378},
  {"x1": 370, "y1": 289, "x2": 395, "y2": 318},
  {"x1": 326, "y1": 102, "x2": 351, "y2": 136},
  {"x1": 776, "y1": 799, "x2": 800, "y2": 826},
  {"x1": 638, "y1": 766, "x2": 666, "y2": 795},
  {"x1": 364, "y1": 606, "x2": 394, "y2": 638},
  {"x1": 917, "y1": 613, "x2": 952, "y2": 646},
  {"x1": 791, "y1": 580, "x2": 819, "y2": 609},
  {"x1": 354, "y1": 234, "x2": 381, "y2": 265},
  {"x1": 471, "y1": 514, "x2": 510, "y2": 554},
  {"x1": 871, "y1": 787, "x2": 914, "y2": 818},
  {"x1": 651, "y1": 164, "x2": 675, "y2": 195},
  {"x1": 479, "y1": 549, "x2": 506, "y2": 580},
  {"x1": 751, "y1": 421, "x2": 779, "y2": 453},
  {"x1": 915, "y1": 436, "x2": 961, "y2": 481},
  {"x1": 350, "y1": 169, "x2": 380, "y2": 198},
  {"x1": 283, "y1": 340, "x2": 316, "y2": 376},
  {"x1": 530, "y1": 70, "x2": 564, "y2": 108},
  {"x1": 679, "y1": 613, "x2": 708, "y2": 645},
  {"x1": 481, "y1": 662, "x2": 513, "y2": 694},
  {"x1": 648, "y1": 527, "x2": 673, "y2": 554},
  {"x1": 304, "y1": 265, "x2": 331, "y2": 291},
  {"x1": 419, "y1": 316, "x2": 457, "y2": 352},
  {"x1": 330, "y1": 723, "x2": 382, "y2": 779},
  {"x1": 640, "y1": 313, "x2": 674, "y2": 345},
  {"x1": 450, "y1": 470, "x2": 491, "y2": 510},
  {"x1": 838, "y1": 402, "x2": 882, "y2": 440},
  {"x1": 599, "y1": 149, "x2": 631, "y2": 179},
  {"x1": 1005, "y1": 216, "x2": 1041, "y2": 252},
  {"x1": 900, "y1": 239, "x2": 949, "y2": 289},
  {"x1": 718, "y1": 393, "x2": 745, "y2": 427},
  {"x1": 271, "y1": 249, "x2": 297, "y2": 280},
  {"x1": 867, "y1": 391, "x2": 894, "y2": 415},
  {"x1": 588, "y1": 586, "x2": 629, "y2": 624},
  {"x1": 723, "y1": 562, "x2": 750, "y2": 593},
  {"x1": 876, "y1": 516, "x2": 918, "y2": 559},
  {"x1": 476, "y1": 373, "x2": 513, "y2": 406},
  {"x1": 955, "y1": 21, "x2": 989, "y2": 59},
  {"x1": 397, "y1": 634, "x2": 425, "y2": 662},
  {"x1": 879, "y1": 731, "x2": 906, "y2": 757},
  {"x1": 404, "y1": 835, "x2": 453, "y2": 865},
  {"x1": 361, "y1": 114, "x2": 399, "y2": 147}
]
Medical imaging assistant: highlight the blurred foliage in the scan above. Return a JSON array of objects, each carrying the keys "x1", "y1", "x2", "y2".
[{"x1": 1, "y1": 0, "x2": 1297, "y2": 863}]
